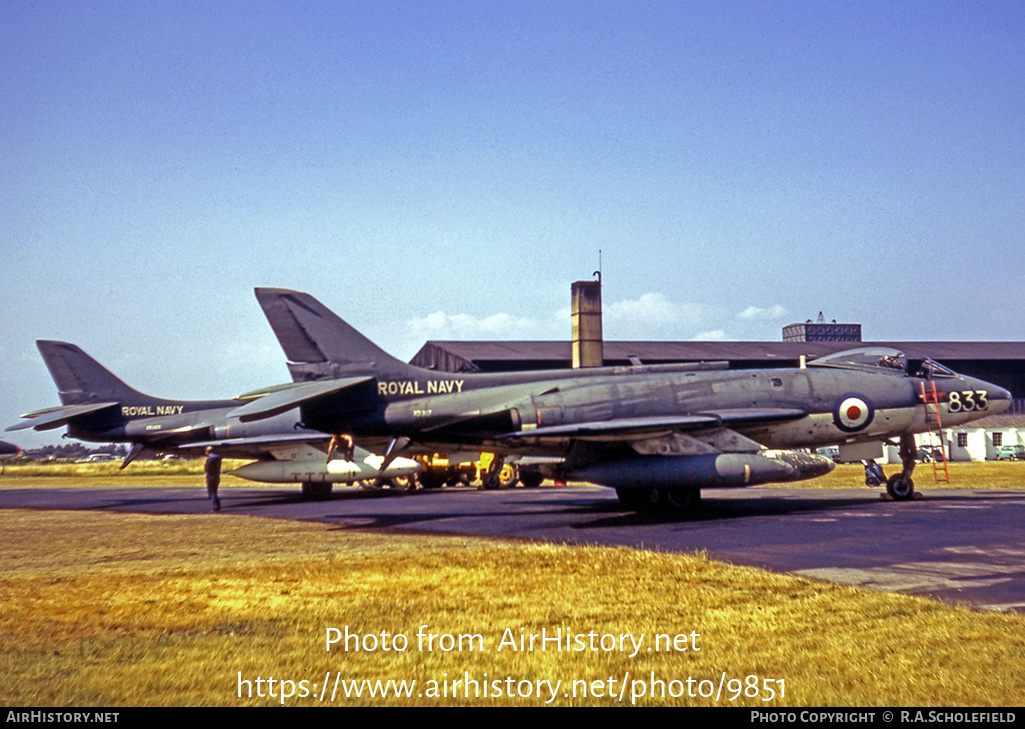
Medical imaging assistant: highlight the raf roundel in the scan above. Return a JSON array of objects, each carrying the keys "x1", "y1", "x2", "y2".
[{"x1": 833, "y1": 394, "x2": 875, "y2": 432}]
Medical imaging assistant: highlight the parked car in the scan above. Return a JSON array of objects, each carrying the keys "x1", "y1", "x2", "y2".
[
  {"x1": 76, "y1": 453, "x2": 117, "y2": 463},
  {"x1": 996, "y1": 445, "x2": 1025, "y2": 461},
  {"x1": 817, "y1": 446, "x2": 840, "y2": 462}
]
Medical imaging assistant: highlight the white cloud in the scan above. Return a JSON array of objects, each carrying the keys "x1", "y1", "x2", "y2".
[
  {"x1": 693, "y1": 329, "x2": 729, "y2": 341},
  {"x1": 605, "y1": 293, "x2": 707, "y2": 329},
  {"x1": 407, "y1": 311, "x2": 543, "y2": 341},
  {"x1": 405, "y1": 292, "x2": 735, "y2": 346},
  {"x1": 737, "y1": 305, "x2": 789, "y2": 321}
]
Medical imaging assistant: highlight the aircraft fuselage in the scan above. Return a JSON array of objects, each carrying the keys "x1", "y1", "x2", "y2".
[{"x1": 298, "y1": 355, "x2": 1010, "y2": 457}]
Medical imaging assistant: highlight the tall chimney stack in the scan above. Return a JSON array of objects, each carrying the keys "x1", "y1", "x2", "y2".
[{"x1": 571, "y1": 279, "x2": 603, "y2": 368}]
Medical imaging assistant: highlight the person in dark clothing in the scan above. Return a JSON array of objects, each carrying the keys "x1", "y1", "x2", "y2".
[
  {"x1": 204, "y1": 446, "x2": 222, "y2": 512},
  {"x1": 327, "y1": 433, "x2": 355, "y2": 463}
]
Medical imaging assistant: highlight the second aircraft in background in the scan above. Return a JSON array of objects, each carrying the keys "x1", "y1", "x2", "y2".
[{"x1": 7, "y1": 340, "x2": 419, "y2": 497}]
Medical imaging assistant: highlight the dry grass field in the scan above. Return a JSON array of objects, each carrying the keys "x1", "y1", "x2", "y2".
[
  {"x1": 0, "y1": 459, "x2": 251, "y2": 488},
  {"x1": 783, "y1": 461, "x2": 1025, "y2": 490},
  {"x1": 4, "y1": 457, "x2": 1024, "y2": 491},
  {"x1": 2, "y1": 464, "x2": 1024, "y2": 707}
]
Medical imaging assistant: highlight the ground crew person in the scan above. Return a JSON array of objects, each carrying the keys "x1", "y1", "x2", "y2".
[
  {"x1": 204, "y1": 446, "x2": 222, "y2": 512},
  {"x1": 327, "y1": 433, "x2": 355, "y2": 462}
]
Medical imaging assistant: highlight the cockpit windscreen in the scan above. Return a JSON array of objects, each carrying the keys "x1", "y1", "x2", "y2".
[{"x1": 808, "y1": 348, "x2": 908, "y2": 374}]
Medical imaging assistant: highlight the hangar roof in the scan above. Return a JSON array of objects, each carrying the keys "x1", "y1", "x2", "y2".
[
  {"x1": 410, "y1": 340, "x2": 1025, "y2": 373},
  {"x1": 967, "y1": 413, "x2": 1025, "y2": 429}
]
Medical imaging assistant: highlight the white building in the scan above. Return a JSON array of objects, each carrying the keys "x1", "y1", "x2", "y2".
[{"x1": 882, "y1": 415, "x2": 1025, "y2": 463}]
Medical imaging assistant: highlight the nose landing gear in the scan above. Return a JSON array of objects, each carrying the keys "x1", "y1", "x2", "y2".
[
  {"x1": 886, "y1": 471, "x2": 915, "y2": 500},
  {"x1": 863, "y1": 435, "x2": 918, "y2": 501}
]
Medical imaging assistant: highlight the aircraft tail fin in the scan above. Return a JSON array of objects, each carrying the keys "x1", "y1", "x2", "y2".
[
  {"x1": 255, "y1": 288, "x2": 415, "y2": 381},
  {"x1": 36, "y1": 341, "x2": 155, "y2": 406}
]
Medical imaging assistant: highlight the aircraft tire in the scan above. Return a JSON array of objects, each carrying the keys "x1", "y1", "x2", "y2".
[
  {"x1": 886, "y1": 473, "x2": 915, "y2": 501},
  {"x1": 663, "y1": 487, "x2": 701, "y2": 511},
  {"x1": 481, "y1": 463, "x2": 518, "y2": 490},
  {"x1": 615, "y1": 487, "x2": 656, "y2": 508},
  {"x1": 519, "y1": 472, "x2": 544, "y2": 488},
  {"x1": 386, "y1": 476, "x2": 417, "y2": 492}
]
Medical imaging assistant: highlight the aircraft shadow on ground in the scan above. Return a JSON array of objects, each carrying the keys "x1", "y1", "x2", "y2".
[
  {"x1": 199, "y1": 485, "x2": 905, "y2": 530},
  {"x1": 295, "y1": 488, "x2": 890, "y2": 533},
  {"x1": 560, "y1": 491, "x2": 888, "y2": 528},
  {"x1": 10, "y1": 485, "x2": 1010, "y2": 534}
]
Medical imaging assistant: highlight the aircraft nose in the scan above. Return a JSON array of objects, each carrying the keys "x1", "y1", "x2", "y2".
[
  {"x1": 987, "y1": 383, "x2": 1013, "y2": 415},
  {"x1": 959, "y1": 377, "x2": 1013, "y2": 415}
]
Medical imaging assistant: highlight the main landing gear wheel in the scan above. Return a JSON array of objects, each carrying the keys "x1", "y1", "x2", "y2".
[
  {"x1": 662, "y1": 487, "x2": 701, "y2": 512},
  {"x1": 481, "y1": 458, "x2": 517, "y2": 490},
  {"x1": 519, "y1": 472, "x2": 544, "y2": 489},
  {"x1": 480, "y1": 471, "x2": 501, "y2": 490},
  {"x1": 380, "y1": 476, "x2": 417, "y2": 492},
  {"x1": 886, "y1": 473, "x2": 915, "y2": 501}
]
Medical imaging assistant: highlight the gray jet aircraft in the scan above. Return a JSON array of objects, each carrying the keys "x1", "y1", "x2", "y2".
[
  {"x1": 239, "y1": 288, "x2": 1011, "y2": 510},
  {"x1": 7, "y1": 341, "x2": 419, "y2": 497},
  {"x1": 0, "y1": 440, "x2": 20, "y2": 474}
]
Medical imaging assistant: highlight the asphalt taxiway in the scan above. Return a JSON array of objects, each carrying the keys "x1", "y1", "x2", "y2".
[{"x1": 1, "y1": 483, "x2": 1023, "y2": 612}]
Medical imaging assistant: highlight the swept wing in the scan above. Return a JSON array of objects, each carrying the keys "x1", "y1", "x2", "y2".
[{"x1": 229, "y1": 377, "x2": 373, "y2": 422}]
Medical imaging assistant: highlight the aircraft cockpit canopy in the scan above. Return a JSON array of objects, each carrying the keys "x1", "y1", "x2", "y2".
[
  {"x1": 916, "y1": 358, "x2": 957, "y2": 379},
  {"x1": 807, "y1": 348, "x2": 908, "y2": 374}
]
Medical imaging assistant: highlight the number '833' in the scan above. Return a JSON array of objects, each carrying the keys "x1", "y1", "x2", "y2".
[{"x1": 947, "y1": 390, "x2": 988, "y2": 413}]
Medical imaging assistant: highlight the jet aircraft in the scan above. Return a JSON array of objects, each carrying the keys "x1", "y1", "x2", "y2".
[
  {"x1": 240, "y1": 288, "x2": 1012, "y2": 510},
  {"x1": 6, "y1": 341, "x2": 419, "y2": 497},
  {"x1": 0, "y1": 440, "x2": 20, "y2": 474}
]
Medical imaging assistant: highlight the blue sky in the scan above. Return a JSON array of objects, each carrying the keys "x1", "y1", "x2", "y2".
[{"x1": 3, "y1": 1, "x2": 1023, "y2": 447}]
